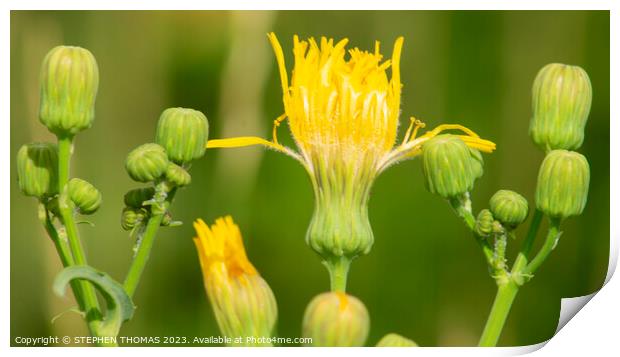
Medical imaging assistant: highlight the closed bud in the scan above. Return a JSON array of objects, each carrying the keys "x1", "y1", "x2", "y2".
[
  {"x1": 536, "y1": 150, "x2": 590, "y2": 219},
  {"x1": 422, "y1": 135, "x2": 483, "y2": 199},
  {"x1": 67, "y1": 178, "x2": 102, "y2": 214},
  {"x1": 376, "y1": 333, "x2": 418, "y2": 347},
  {"x1": 123, "y1": 187, "x2": 155, "y2": 208},
  {"x1": 165, "y1": 163, "x2": 191, "y2": 187},
  {"x1": 39, "y1": 46, "x2": 99, "y2": 136},
  {"x1": 489, "y1": 190, "x2": 529, "y2": 228},
  {"x1": 474, "y1": 209, "x2": 494, "y2": 237},
  {"x1": 125, "y1": 143, "x2": 169, "y2": 183},
  {"x1": 530, "y1": 63, "x2": 592, "y2": 151},
  {"x1": 155, "y1": 107, "x2": 209, "y2": 164},
  {"x1": 194, "y1": 216, "x2": 277, "y2": 346},
  {"x1": 121, "y1": 207, "x2": 146, "y2": 231},
  {"x1": 17, "y1": 143, "x2": 59, "y2": 198},
  {"x1": 302, "y1": 292, "x2": 370, "y2": 347}
]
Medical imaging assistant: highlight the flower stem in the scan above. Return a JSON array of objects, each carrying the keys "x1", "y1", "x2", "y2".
[
  {"x1": 449, "y1": 197, "x2": 495, "y2": 266},
  {"x1": 325, "y1": 257, "x2": 350, "y2": 292},
  {"x1": 39, "y1": 203, "x2": 86, "y2": 311},
  {"x1": 123, "y1": 212, "x2": 165, "y2": 298},
  {"x1": 524, "y1": 218, "x2": 562, "y2": 275},
  {"x1": 511, "y1": 210, "x2": 543, "y2": 273},
  {"x1": 57, "y1": 135, "x2": 102, "y2": 325},
  {"x1": 478, "y1": 280, "x2": 519, "y2": 346},
  {"x1": 123, "y1": 187, "x2": 176, "y2": 298}
]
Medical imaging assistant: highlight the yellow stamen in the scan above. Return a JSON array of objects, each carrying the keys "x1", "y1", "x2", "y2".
[
  {"x1": 272, "y1": 113, "x2": 287, "y2": 145},
  {"x1": 401, "y1": 116, "x2": 426, "y2": 144}
]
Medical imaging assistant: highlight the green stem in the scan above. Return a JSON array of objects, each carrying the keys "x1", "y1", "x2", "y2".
[
  {"x1": 39, "y1": 203, "x2": 86, "y2": 311},
  {"x1": 325, "y1": 257, "x2": 351, "y2": 292},
  {"x1": 511, "y1": 210, "x2": 543, "y2": 274},
  {"x1": 524, "y1": 218, "x2": 561, "y2": 275},
  {"x1": 57, "y1": 136, "x2": 102, "y2": 324},
  {"x1": 450, "y1": 198, "x2": 494, "y2": 267},
  {"x1": 123, "y1": 212, "x2": 165, "y2": 298},
  {"x1": 478, "y1": 281, "x2": 519, "y2": 346}
]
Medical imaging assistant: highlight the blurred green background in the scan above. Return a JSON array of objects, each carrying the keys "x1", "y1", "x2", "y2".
[{"x1": 10, "y1": 10, "x2": 609, "y2": 347}]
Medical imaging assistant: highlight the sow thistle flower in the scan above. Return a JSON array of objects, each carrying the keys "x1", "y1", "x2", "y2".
[
  {"x1": 207, "y1": 33, "x2": 496, "y2": 289},
  {"x1": 193, "y1": 216, "x2": 278, "y2": 346}
]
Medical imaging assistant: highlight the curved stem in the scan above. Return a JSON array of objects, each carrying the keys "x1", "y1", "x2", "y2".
[
  {"x1": 57, "y1": 136, "x2": 102, "y2": 325},
  {"x1": 524, "y1": 218, "x2": 562, "y2": 275},
  {"x1": 449, "y1": 197, "x2": 494, "y2": 266},
  {"x1": 478, "y1": 281, "x2": 519, "y2": 346}
]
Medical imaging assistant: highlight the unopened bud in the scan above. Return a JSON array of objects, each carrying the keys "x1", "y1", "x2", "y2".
[
  {"x1": 17, "y1": 143, "x2": 59, "y2": 198},
  {"x1": 489, "y1": 190, "x2": 528, "y2": 228},
  {"x1": 155, "y1": 107, "x2": 209, "y2": 164},
  {"x1": 474, "y1": 209, "x2": 494, "y2": 237},
  {"x1": 67, "y1": 178, "x2": 101, "y2": 214},
  {"x1": 123, "y1": 187, "x2": 155, "y2": 208},
  {"x1": 165, "y1": 163, "x2": 191, "y2": 187},
  {"x1": 121, "y1": 207, "x2": 146, "y2": 231},
  {"x1": 422, "y1": 135, "x2": 483, "y2": 199},
  {"x1": 302, "y1": 292, "x2": 370, "y2": 347},
  {"x1": 530, "y1": 63, "x2": 592, "y2": 151},
  {"x1": 125, "y1": 143, "x2": 168, "y2": 183},
  {"x1": 536, "y1": 150, "x2": 590, "y2": 219},
  {"x1": 39, "y1": 46, "x2": 99, "y2": 136},
  {"x1": 376, "y1": 333, "x2": 418, "y2": 347},
  {"x1": 194, "y1": 216, "x2": 277, "y2": 346}
]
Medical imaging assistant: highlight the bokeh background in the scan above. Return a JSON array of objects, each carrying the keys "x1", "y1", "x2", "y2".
[{"x1": 10, "y1": 10, "x2": 610, "y2": 347}]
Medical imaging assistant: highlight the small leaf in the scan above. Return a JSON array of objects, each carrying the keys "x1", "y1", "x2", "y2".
[
  {"x1": 53, "y1": 265, "x2": 134, "y2": 337},
  {"x1": 76, "y1": 220, "x2": 95, "y2": 227}
]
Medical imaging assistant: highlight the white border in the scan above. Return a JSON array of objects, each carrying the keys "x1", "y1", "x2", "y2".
[{"x1": 2, "y1": 1, "x2": 616, "y2": 356}]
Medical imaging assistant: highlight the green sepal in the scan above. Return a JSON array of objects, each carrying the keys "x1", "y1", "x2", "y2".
[{"x1": 53, "y1": 265, "x2": 134, "y2": 337}]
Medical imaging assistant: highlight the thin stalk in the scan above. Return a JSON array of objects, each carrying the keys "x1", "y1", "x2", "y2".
[
  {"x1": 39, "y1": 204, "x2": 86, "y2": 311},
  {"x1": 478, "y1": 281, "x2": 519, "y2": 346},
  {"x1": 511, "y1": 210, "x2": 543, "y2": 274},
  {"x1": 123, "y1": 187, "x2": 176, "y2": 298},
  {"x1": 450, "y1": 198, "x2": 495, "y2": 266},
  {"x1": 524, "y1": 219, "x2": 561, "y2": 275},
  {"x1": 57, "y1": 136, "x2": 102, "y2": 323},
  {"x1": 123, "y1": 212, "x2": 165, "y2": 298},
  {"x1": 325, "y1": 257, "x2": 351, "y2": 292}
]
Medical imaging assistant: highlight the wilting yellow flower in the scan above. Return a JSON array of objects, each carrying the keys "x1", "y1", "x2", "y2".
[
  {"x1": 206, "y1": 33, "x2": 496, "y2": 290},
  {"x1": 193, "y1": 216, "x2": 277, "y2": 346}
]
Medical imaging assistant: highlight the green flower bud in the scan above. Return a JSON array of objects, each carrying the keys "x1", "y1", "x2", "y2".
[
  {"x1": 536, "y1": 150, "x2": 590, "y2": 219},
  {"x1": 67, "y1": 178, "x2": 102, "y2": 214},
  {"x1": 155, "y1": 107, "x2": 209, "y2": 164},
  {"x1": 302, "y1": 292, "x2": 370, "y2": 347},
  {"x1": 489, "y1": 190, "x2": 529, "y2": 227},
  {"x1": 125, "y1": 143, "x2": 169, "y2": 183},
  {"x1": 121, "y1": 207, "x2": 146, "y2": 231},
  {"x1": 39, "y1": 46, "x2": 99, "y2": 136},
  {"x1": 474, "y1": 209, "x2": 494, "y2": 237},
  {"x1": 123, "y1": 187, "x2": 155, "y2": 208},
  {"x1": 16, "y1": 143, "x2": 59, "y2": 198},
  {"x1": 161, "y1": 211, "x2": 172, "y2": 226},
  {"x1": 530, "y1": 63, "x2": 592, "y2": 151},
  {"x1": 422, "y1": 135, "x2": 483, "y2": 199},
  {"x1": 376, "y1": 333, "x2": 418, "y2": 347},
  {"x1": 165, "y1": 163, "x2": 191, "y2": 187}
]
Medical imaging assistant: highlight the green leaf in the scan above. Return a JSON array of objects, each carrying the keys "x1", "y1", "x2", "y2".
[{"x1": 53, "y1": 265, "x2": 134, "y2": 337}]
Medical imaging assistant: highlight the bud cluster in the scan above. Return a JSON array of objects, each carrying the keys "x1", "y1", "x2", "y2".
[{"x1": 122, "y1": 107, "x2": 208, "y2": 231}]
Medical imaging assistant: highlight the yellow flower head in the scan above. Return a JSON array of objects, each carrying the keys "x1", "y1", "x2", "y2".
[
  {"x1": 205, "y1": 33, "x2": 496, "y2": 272},
  {"x1": 207, "y1": 33, "x2": 495, "y2": 174},
  {"x1": 193, "y1": 216, "x2": 277, "y2": 346}
]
